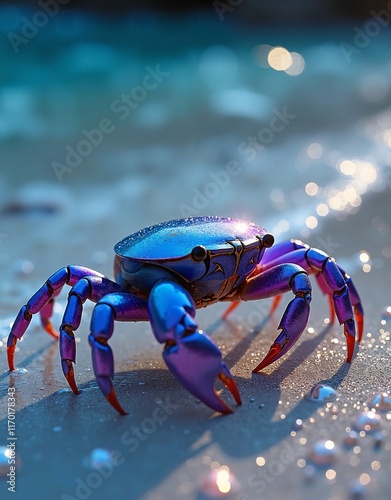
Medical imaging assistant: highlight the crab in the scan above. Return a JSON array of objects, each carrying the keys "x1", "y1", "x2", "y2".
[{"x1": 7, "y1": 216, "x2": 364, "y2": 415}]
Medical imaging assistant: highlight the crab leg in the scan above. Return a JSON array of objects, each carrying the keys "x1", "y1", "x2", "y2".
[
  {"x1": 88, "y1": 292, "x2": 148, "y2": 415},
  {"x1": 222, "y1": 301, "x2": 240, "y2": 319},
  {"x1": 260, "y1": 240, "x2": 364, "y2": 355},
  {"x1": 58, "y1": 276, "x2": 123, "y2": 394},
  {"x1": 315, "y1": 267, "x2": 364, "y2": 341},
  {"x1": 7, "y1": 265, "x2": 105, "y2": 371},
  {"x1": 148, "y1": 280, "x2": 241, "y2": 413},
  {"x1": 237, "y1": 263, "x2": 311, "y2": 370}
]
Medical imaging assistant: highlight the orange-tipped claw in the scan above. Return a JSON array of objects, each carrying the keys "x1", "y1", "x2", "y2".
[
  {"x1": 7, "y1": 339, "x2": 17, "y2": 371},
  {"x1": 222, "y1": 301, "x2": 240, "y2": 319},
  {"x1": 63, "y1": 360, "x2": 80, "y2": 395},
  {"x1": 163, "y1": 330, "x2": 241, "y2": 414},
  {"x1": 270, "y1": 295, "x2": 282, "y2": 315},
  {"x1": 344, "y1": 319, "x2": 356, "y2": 363},
  {"x1": 42, "y1": 319, "x2": 59, "y2": 340},
  {"x1": 252, "y1": 343, "x2": 283, "y2": 373},
  {"x1": 219, "y1": 371, "x2": 242, "y2": 407},
  {"x1": 355, "y1": 308, "x2": 364, "y2": 343},
  {"x1": 208, "y1": 371, "x2": 242, "y2": 415},
  {"x1": 345, "y1": 334, "x2": 355, "y2": 363},
  {"x1": 106, "y1": 388, "x2": 127, "y2": 416},
  {"x1": 212, "y1": 390, "x2": 233, "y2": 414}
]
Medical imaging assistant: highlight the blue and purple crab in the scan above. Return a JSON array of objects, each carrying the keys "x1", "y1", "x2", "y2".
[{"x1": 7, "y1": 216, "x2": 363, "y2": 415}]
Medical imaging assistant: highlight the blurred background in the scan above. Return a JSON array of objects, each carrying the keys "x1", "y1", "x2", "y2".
[
  {"x1": 1, "y1": 1, "x2": 391, "y2": 499},
  {"x1": 1, "y1": 0, "x2": 391, "y2": 270}
]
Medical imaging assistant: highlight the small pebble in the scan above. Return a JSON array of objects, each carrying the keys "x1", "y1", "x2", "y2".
[
  {"x1": 293, "y1": 419, "x2": 304, "y2": 431},
  {"x1": 353, "y1": 411, "x2": 382, "y2": 433},
  {"x1": 305, "y1": 384, "x2": 337, "y2": 403},
  {"x1": 366, "y1": 392, "x2": 391, "y2": 412},
  {"x1": 308, "y1": 439, "x2": 340, "y2": 466}
]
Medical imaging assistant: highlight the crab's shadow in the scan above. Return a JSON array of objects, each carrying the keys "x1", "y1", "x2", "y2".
[
  {"x1": 0, "y1": 313, "x2": 352, "y2": 499},
  {"x1": 209, "y1": 309, "x2": 348, "y2": 383}
]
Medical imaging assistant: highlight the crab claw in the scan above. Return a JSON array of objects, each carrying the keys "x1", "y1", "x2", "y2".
[
  {"x1": 163, "y1": 330, "x2": 241, "y2": 414},
  {"x1": 7, "y1": 334, "x2": 17, "y2": 371}
]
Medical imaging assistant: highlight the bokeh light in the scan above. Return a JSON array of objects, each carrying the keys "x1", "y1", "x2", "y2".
[
  {"x1": 268, "y1": 47, "x2": 293, "y2": 71},
  {"x1": 306, "y1": 216, "x2": 318, "y2": 229},
  {"x1": 307, "y1": 142, "x2": 323, "y2": 159},
  {"x1": 285, "y1": 52, "x2": 305, "y2": 76},
  {"x1": 305, "y1": 182, "x2": 319, "y2": 196}
]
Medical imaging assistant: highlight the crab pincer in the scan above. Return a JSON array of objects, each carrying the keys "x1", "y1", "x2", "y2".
[
  {"x1": 149, "y1": 280, "x2": 241, "y2": 413},
  {"x1": 163, "y1": 329, "x2": 241, "y2": 413}
]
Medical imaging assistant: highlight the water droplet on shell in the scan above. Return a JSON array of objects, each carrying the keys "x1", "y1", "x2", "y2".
[
  {"x1": 305, "y1": 383, "x2": 337, "y2": 402},
  {"x1": 308, "y1": 439, "x2": 340, "y2": 466},
  {"x1": 353, "y1": 411, "x2": 382, "y2": 433},
  {"x1": 366, "y1": 392, "x2": 391, "y2": 412}
]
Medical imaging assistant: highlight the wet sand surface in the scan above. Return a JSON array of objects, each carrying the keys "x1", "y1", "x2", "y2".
[{"x1": 1, "y1": 11, "x2": 391, "y2": 500}]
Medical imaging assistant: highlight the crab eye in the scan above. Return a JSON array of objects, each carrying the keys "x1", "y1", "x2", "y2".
[
  {"x1": 261, "y1": 233, "x2": 274, "y2": 248},
  {"x1": 191, "y1": 245, "x2": 207, "y2": 262}
]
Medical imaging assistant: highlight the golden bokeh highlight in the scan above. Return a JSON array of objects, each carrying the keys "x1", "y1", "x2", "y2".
[{"x1": 268, "y1": 47, "x2": 293, "y2": 71}]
